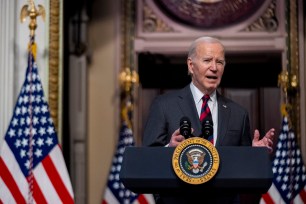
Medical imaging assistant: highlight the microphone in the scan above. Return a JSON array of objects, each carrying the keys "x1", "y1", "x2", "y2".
[
  {"x1": 180, "y1": 116, "x2": 191, "y2": 139},
  {"x1": 202, "y1": 119, "x2": 213, "y2": 140}
]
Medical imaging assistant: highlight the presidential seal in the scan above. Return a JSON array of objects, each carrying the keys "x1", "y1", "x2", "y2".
[{"x1": 172, "y1": 137, "x2": 220, "y2": 185}]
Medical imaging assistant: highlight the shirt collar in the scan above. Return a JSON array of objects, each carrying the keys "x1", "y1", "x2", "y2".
[{"x1": 190, "y1": 82, "x2": 217, "y2": 104}]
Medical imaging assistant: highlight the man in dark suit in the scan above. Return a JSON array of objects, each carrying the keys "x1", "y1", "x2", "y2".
[{"x1": 142, "y1": 36, "x2": 275, "y2": 203}]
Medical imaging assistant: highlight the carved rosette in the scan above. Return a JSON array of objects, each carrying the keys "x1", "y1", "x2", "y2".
[{"x1": 243, "y1": 0, "x2": 278, "y2": 32}]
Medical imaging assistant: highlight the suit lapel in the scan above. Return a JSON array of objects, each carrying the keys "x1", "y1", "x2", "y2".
[
  {"x1": 177, "y1": 85, "x2": 202, "y2": 137},
  {"x1": 216, "y1": 94, "x2": 230, "y2": 146}
]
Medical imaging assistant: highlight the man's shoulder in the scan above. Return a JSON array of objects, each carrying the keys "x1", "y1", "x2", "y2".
[{"x1": 156, "y1": 85, "x2": 190, "y2": 100}]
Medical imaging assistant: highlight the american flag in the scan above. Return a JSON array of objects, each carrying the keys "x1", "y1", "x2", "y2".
[
  {"x1": 261, "y1": 116, "x2": 306, "y2": 204},
  {"x1": 0, "y1": 50, "x2": 74, "y2": 203},
  {"x1": 102, "y1": 122, "x2": 155, "y2": 204}
]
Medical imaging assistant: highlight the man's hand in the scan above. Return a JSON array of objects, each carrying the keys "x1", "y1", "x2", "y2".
[
  {"x1": 169, "y1": 129, "x2": 185, "y2": 147},
  {"x1": 252, "y1": 128, "x2": 275, "y2": 153}
]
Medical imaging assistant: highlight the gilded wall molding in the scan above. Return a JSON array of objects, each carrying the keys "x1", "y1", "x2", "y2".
[
  {"x1": 287, "y1": 0, "x2": 300, "y2": 140},
  {"x1": 49, "y1": 0, "x2": 60, "y2": 131}
]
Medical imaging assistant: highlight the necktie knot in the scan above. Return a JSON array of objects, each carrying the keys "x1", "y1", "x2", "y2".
[{"x1": 202, "y1": 94, "x2": 210, "y2": 102}]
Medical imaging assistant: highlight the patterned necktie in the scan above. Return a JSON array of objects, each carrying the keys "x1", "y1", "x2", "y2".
[{"x1": 200, "y1": 94, "x2": 214, "y2": 144}]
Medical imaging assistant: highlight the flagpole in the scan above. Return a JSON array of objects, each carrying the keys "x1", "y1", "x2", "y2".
[
  {"x1": 278, "y1": 2, "x2": 300, "y2": 199},
  {"x1": 20, "y1": 1, "x2": 45, "y2": 203},
  {"x1": 119, "y1": 0, "x2": 138, "y2": 130}
]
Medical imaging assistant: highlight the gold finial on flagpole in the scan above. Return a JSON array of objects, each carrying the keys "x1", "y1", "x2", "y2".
[
  {"x1": 278, "y1": 70, "x2": 296, "y2": 128},
  {"x1": 20, "y1": 0, "x2": 46, "y2": 37},
  {"x1": 119, "y1": 67, "x2": 139, "y2": 128},
  {"x1": 119, "y1": 67, "x2": 139, "y2": 94},
  {"x1": 278, "y1": 70, "x2": 289, "y2": 96}
]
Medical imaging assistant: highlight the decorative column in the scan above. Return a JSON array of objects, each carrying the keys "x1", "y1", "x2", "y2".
[{"x1": 0, "y1": 1, "x2": 15, "y2": 147}]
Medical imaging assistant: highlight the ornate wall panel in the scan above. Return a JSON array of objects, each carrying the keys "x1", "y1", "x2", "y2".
[
  {"x1": 135, "y1": 0, "x2": 285, "y2": 54},
  {"x1": 153, "y1": 0, "x2": 266, "y2": 29}
]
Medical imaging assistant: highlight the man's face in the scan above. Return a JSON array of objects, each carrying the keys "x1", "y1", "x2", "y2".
[{"x1": 187, "y1": 42, "x2": 225, "y2": 94}]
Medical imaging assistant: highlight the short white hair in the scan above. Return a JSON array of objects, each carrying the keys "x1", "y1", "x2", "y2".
[{"x1": 187, "y1": 36, "x2": 225, "y2": 59}]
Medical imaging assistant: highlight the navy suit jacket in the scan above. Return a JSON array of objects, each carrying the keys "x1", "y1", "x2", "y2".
[{"x1": 143, "y1": 84, "x2": 252, "y2": 147}]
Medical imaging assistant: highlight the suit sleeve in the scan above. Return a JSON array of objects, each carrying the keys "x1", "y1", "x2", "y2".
[
  {"x1": 142, "y1": 96, "x2": 170, "y2": 147},
  {"x1": 241, "y1": 111, "x2": 252, "y2": 146}
]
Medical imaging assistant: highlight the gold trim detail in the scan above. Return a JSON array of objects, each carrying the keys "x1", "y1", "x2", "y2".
[
  {"x1": 172, "y1": 137, "x2": 220, "y2": 185},
  {"x1": 49, "y1": 0, "x2": 60, "y2": 131}
]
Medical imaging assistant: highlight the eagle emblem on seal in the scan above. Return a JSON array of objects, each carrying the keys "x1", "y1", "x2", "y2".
[{"x1": 185, "y1": 148, "x2": 208, "y2": 174}]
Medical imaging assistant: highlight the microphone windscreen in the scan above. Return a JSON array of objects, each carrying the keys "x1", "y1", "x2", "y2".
[
  {"x1": 202, "y1": 119, "x2": 213, "y2": 140},
  {"x1": 180, "y1": 116, "x2": 191, "y2": 139}
]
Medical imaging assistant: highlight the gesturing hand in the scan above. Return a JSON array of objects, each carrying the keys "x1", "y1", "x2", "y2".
[{"x1": 252, "y1": 128, "x2": 275, "y2": 153}]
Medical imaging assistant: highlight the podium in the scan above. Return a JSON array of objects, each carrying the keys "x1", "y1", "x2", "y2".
[{"x1": 120, "y1": 146, "x2": 273, "y2": 203}]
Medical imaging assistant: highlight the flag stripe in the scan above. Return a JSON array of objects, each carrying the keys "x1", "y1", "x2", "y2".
[
  {"x1": 42, "y1": 154, "x2": 74, "y2": 204},
  {"x1": 294, "y1": 194, "x2": 303, "y2": 204},
  {"x1": 265, "y1": 184, "x2": 283, "y2": 203},
  {"x1": 144, "y1": 194, "x2": 155, "y2": 204},
  {"x1": 103, "y1": 187, "x2": 118, "y2": 204},
  {"x1": 32, "y1": 177, "x2": 47, "y2": 204},
  {"x1": 0, "y1": 175, "x2": 18, "y2": 204},
  {"x1": 49, "y1": 145, "x2": 74, "y2": 196},
  {"x1": 35, "y1": 161, "x2": 62, "y2": 203},
  {"x1": 136, "y1": 194, "x2": 149, "y2": 204},
  {"x1": 298, "y1": 187, "x2": 306, "y2": 202},
  {"x1": 0, "y1": 142, "x2": 29, "y2": 199},
  {"x1": 0, "y1": 155, "x2": 26, "y2": 204},
  {"x1": 261, "y1": 192, "x2": 274, "y2": 204}
]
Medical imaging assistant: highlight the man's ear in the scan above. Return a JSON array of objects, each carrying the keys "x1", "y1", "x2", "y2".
[{"x1": 187, "y1": 58, "x2": 193, "y2": 74}]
